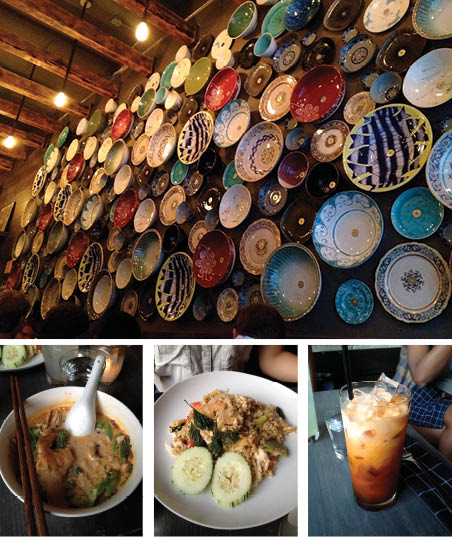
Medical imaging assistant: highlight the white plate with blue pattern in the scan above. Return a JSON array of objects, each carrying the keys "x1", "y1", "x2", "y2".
[
  {"x1": 427, "y1": 130, "x2": 452, "y2": 210},
  {"x1": 213, "y1": 99, "x2": 250, "y2": 148}
]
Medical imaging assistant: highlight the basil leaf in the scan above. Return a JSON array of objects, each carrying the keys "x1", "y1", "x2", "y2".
[
  {"x1": 189, "y1": 423, "x2": 206, "y2": 447},
  {"x1": 184, "y1": 400, "x2": 214, "y2": 430}
]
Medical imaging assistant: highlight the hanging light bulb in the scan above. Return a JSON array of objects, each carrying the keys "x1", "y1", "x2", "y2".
[
  {"x1": 4, "y1": 135, "x2": 16, "y2": 149},
  {"x1": 135, "y1": 20, "x2": 149, "y2": 41},
  {"x1": 54, "y1": 91, "x2": 67, "y2": 108}
]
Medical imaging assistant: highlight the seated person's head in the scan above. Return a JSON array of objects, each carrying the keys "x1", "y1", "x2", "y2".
[
  {"x1": 0, "y1": 290, "x2": 29, "y2": 337},
  {"x1": 233, "y1": 304, "x2": 286, "y2": 339},
  {"x1": 96, "y1": 311, "x2": 141, "y2": 338},
  {"x1": 38, "y1": 303, "x2": 89, "y2": 338}
]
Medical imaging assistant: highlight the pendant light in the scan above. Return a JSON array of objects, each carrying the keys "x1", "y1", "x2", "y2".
[{"x1": 135, "y1": 0, "x2": 150, "y2": 41}]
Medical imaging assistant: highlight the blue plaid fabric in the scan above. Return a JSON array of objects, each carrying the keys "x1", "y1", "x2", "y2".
[{"x1": 410, "y1": 385, "x2": 452, "y2": 429}]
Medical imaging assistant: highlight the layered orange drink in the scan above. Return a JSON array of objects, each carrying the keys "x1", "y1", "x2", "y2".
[{"x1": 340, "y1": 375, "x2": 411, "y2": 510}]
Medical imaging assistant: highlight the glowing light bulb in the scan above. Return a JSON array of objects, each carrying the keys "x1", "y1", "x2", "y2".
[
  {"x1": 135, "y1": 21, "x2": 149, "y2": 41},
  {"x1": 4, "y1": 135, "x2": 15, "y2": 149},
  {"x1": 54, "y1": 91, "x2": 67, "y2": 108}
]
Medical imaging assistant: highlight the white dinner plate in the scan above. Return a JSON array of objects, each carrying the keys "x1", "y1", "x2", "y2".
[
  {"x1": 0, "y1": 352, "x2": 44, "y2": 372},
  {"x1": 154, "y1": 370, "x2": 298, "y2": 529}
]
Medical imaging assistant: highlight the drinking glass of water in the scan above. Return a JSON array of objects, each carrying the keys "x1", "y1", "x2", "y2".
[{"x1": 325, "y1": 406, "x2": 347, "y2": 460}]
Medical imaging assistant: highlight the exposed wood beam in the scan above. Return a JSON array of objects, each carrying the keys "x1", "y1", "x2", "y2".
[
  {"x1": 112, "y1": 0, "x2": 197, "y2": 45},
  {"x1": 0, "y1": 28, "x2": 119, "y2": 98},
  {"x1": 0, "y1": 156, "x2": 13, "y2": 171},
  {"x1": 0, "y1": 66, "x2": 89, "y2": 117},
  {"x1": 0, "y1": 121, "x2": 45, "y2": 149},
  {"x1": 0, "y1": 97, "x2": 62, "y2": 133},
  {"x1": 1, "y1": 0, "x2": 154, "y2": 75},
  {"x1": 0, "y1": 144, "x2": 27, "y2": 160}
]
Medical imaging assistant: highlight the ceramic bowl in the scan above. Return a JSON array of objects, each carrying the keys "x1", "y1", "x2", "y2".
[
  {"x1": 301, "y1": 37, "x2": 335, "y2": 71},
  {"x1": 277, "y1": 152, "x2": 309, "y2": 189},
  {"x1": 44, "y1": 181, "x2": 56, "y2": 205},
  {"x1": 47, "y1": 221, "x2": 69, "y2": 254},
  {"x1": 106, "y1": 227, "x2": 125, "y2": 253},
  {"x1": 134, "y1": 198, "x2": 157, "y2": 233},
  {"x1": 219, "y1": 184, "x2": 252, "y2": 229},
  {"x1": 31, "y1": 230, "x2": 45, "y2": 255},
  {"x1": 427, "y1": 130, "x2": 452, "y2": 210},
  {"x1": 213, "y1": 98, "x2": 251, "y2": 148},
  {"x1": 80, "y1": 194, "x2": 103, "y2": 231},
  {"x1": 132, "y1": 229, "x2": 163, "y2": 281},
  {"x1": 285, "y1": 127, "x2": 310, "y2": 151},
  {"x1": 370, "y1": 72, "x2": 402, "y2": 104},
  {"x1": 188, "y1": 220, "x2": 209, "y2": 253},
  {"x1": 244, "y1": 62, "x2": 273, "y2": 97},
  {"x1": 98, "y1": 137, "x2": 113, "y2": 164},
  {"x1": 216, "y1": 49, "x2": 235, "y2": 70},
  {"x1": 412, "y1": 0, "x2": 452, "y2": 39},
  {"x1": 280, "y1": 198, "x2": 316, "y2": 243},
  {"x1": 273, "y1": 38, "x2": 302, "y2": 73},
  {"x1": 171, "y1": 160, "x2": 189, "y2": 185},
  {"x1": 193, "y1": 229, "x2": 235, "y2": 288},
  {"x1": 313, "y1": 191, "x2": 383, "y2": 268},
  {"x1": 38, "y1": 203, "x2": 54, "y2": 232},
  {"x1": 145, "y1": 109, "x2": 164, "y2": 137},
  {"x1": 105, "y1": 98, "x2": 118, "y2": 114},
  {"x1": 137, "y1": 89, "x2": 156, "y2": 119},
  {"x1": 184, "y1": 57, "x2": 212, "y2": 96},
  {"x1": 21, "y1": 253, "x2": 40, "y2": 292},
  {"x1": 204, "y1": 67, "x2": 241, "y2": 112},
  {"x1": 66, "y1": 230, "x2": 90, "y2": 268},
  {"x1": 159, "y1": 186, "x2": 186, "y2": 226},
  {"x1": 363, "y1": 0, "x2": 409, "y2": 33},
  {"x1": 161, "y1": 61, "x2": 178, "y2": 89},
  {"x1": 403, "y1": 49, "x2": 452, "y2": 109},
  {"x1": 115, "y1": 257, "x2": 133, "y2": 290},
  {"x1": 32, "y1": 166, "x2": 48, "y2": 198},
  {"x1": 147, "y1": 124, "x2": 177, "y2": 168},
  {"x1": 290, "y1": 65, "x2": 345, "y2": 123},
  {"x1": 171, "y1": 59, "x2": 191, "y2": 89},
  {"x1": 175, "y1": 45, "x2": 191, "y2": 62},
  {"x1": 254, "y1": 33, "x2": 277, "y2": 57},
  {"x1": 111, "y1": 109, "x2": 134, "y2": 140},
  {"x1": 164, "y1": 91, "x2": 183, "y2": 111},
  {"x1": 305, "y1": 162, "x2": 340, "y2": 199},
  {"x1": 310, "y1": 120, "x2": 349, "y2": 162},
  {"x1": 131, "y1": 134, "x2": 150, "y2": 166},
  {"x1": 66, "y1": 139, "x2": 79, "y2": 162},
  {"x1": 21, "y1": 199, "x2": 39, "y2": 229},
  {"x1": 41, "y1": 278, "x2": 61, "y2": 319},
  {"x1": 343, "y1": 91, "x2": 375, "y2": 124},
  {"x1": 239, "y1": 218, "x2": 281, "y2": 275},
  {"x1": 335, "y1": 279, "x2": 374, "y2": 325},
  {"x1": 376, "y1": 30, "x2": 426, "y2": 73},
  {"x1": 262, "y1": 0, "x2": 291, "y2": 37},
  {"x1": 86, "y1": 109, "x2": 106, "y2": 136},
  {"x1": 197, "y1": 148, "x2": 220, "y2": 177},
  {"x1": 76, "y1": 118, "x2": 88, "y2": 136},
  {"x1": 238, "y1": 38, "x2": 259, "y2": 69},
  {"x1": 211, "y1": 29, "x2": 233, "y2": 60},
  {"x1": 12, "y1": 231, "x2": 31, "y2": 260},
  {"x1": 178, "y1": 111, "x2": 214, "y2": 165},
  {"x1": 261, "y1": 243, "x2": 321, "y2": 321},
  {"x1": 259, "y1": 75, "x2": 297, "y2": 121},
  {"x1": 323, "y1": 0, "x2": 362, "y2": 31},
  {"x1": 89, "y1": 167, "x2": 108, "y2": 195},
  {"x1": 87, "y1": 270, "x2": 116, "y2": 319},
  {"x1": 0, "y1": 386, "x2": 142, "y2": 516},
  {"x1": 54, "y1": 250, "x2": 68, "y2": 281},
  {"x1": 155, "y1": 87, "x2": 169, "y2": 105},
  {"x1": 176, "y1": 201, "x2": 194, "y2": 225},
  {"x1": 227, "y1": 1, "x2": 258, "y2": 39},
  {"x1": 78, "y1": 242, "x2": 104, "y2": 293},
  {"x1": 235, "y1": 121, "x2": 284, "y2": 182},
  {"x1": 105, "y1": 140, "x2": 129, "y2": 176},
  {"x1": 284, "y1": 0, "x2": 320, "y2": 31},
  {"x1": 114, "y1": 165, "x2": 134, "y2": 195},
  {"x1": 61, "y1": 267, "x2": 78, "y2": 300},
  {"x1": 45, "y1": 146, "x2": 61, "y2": 173},
  {"x1": 63, "y1": 188, "x2": 85, "y2": 226},
  {"x1": 162, "y1": 224, "x2": 184, "y2": 254},
  {"x1": 120, "y1": 289, "x2": 139, "y2": 316},
  {"x1": 114, "y1": 188, "x2": 139, "y2": 228},
  {"x1": 67, "y1": 153, "x2": 85, "y2": 182}
]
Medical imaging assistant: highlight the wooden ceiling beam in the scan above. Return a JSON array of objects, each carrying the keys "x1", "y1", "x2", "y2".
[
  {"x1": 0, "y1": 29, "x2": 119, "y2": 99},
  {"x1": 0, "y1": 97, "x2": 63, "y2": 133},
  {"x1": 0, "y1": 121, "x2": 45, "y2": 149},
  {"x1": 1, "y1": 0, "x2": 154, "y2": 75},
  {"x1": 0, "y1": 66, "x2": 89, "y2": 117},
  {"x1": 112, "y1": 0, "x2": 197, "y2": 45},
  {"x1": 0, "y1": 156, "x2": 13, "y2": 171},
  {"x1": 0, "y1": 143, "x2": 27, "y2": 160}
]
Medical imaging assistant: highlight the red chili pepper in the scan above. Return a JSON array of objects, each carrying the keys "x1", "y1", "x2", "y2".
[
  {"x1": 190, "y1": 401, "x2": 201, "y2": 408},
  {"x1": 187, "y1": 439, "x2": 195, "y2": 448}
]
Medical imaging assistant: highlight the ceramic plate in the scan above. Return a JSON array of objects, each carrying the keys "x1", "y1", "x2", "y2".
[
  {"x1": 244, "y1": 63, "x2": 273, "y2": 98},
  {"x1": 290, "y1": 65, "x2": 345, "y2": 123},
  {"x1": 53, "y1": 184, "x2": 72, "y2": 222},
  {"x1": 391, "y1": 187, "x2": 444, "y2": 240},
  {"x1": 343, "y1": 104, "x2": 432, "y2": 192},
  {"x1": 171, "y1": 58, "x2": 192, "y2": 89},
  {"x1": 132, "y1": 229, "x2": 163, "y2": 281},
  {"x1": 239, "y1": 219, "x2": 281, "y2": 275},
  {"x1": 313, "y1": 191, "x2": 383, "y2": 268},
  {"x1": 375, "y1": 242, "x2": 451, "y2": 323},
  {"x1": 426, "y1": 131, "x2": 452, "y2": 210},
  {"x1": 89, "y1": 168, "x2": 108, "y2": 195},
  {"x1": 261, "y1": 243, "x2": 321, "y2": 321},
  {"x1": 413, "y1": 0, "x2": 452, "y2": 39},
  {"x1": 204, "y1": 67, "x2": 240, "y2": 112},
  {"x1": 66, "y1": 153, "x2": 85, "y2": 183},
  {"x1": 146, "y1": 72, "x2": 161, "y2": 92},
  {"x1": 193, "y1": 230, "x2": 235, "y2": 288},
  {"x1": 216, "y1": 288, "x2": 239, "y2": 322},
  {"x1": 83, "y1": 136, "x2": 98, "y2": 161},
  {"x1": 218, "y1": 184, "x2": 252, "y2": 229},
  {"x1": 137, "y1": 89, "x2": 156, "y2": 119},
  {"x1": 258, "y1": 178, "x2": 287, "y2": 216},
  {"x1": 32, "y1": 166, "x2": 47, "y2": 198},
  {"x1": 145, "y1": 108, "x2": 164, "y2": 137},
  {"x1": 335, "y1": 279, "x2": 374, "y2": 324},
  {"x1": 403, "y1": 49, "x2": 452, "y2": 109},
  {"x1": 338, "y1": 34, "x2": 377, "y2": 73},
  {"x1": 238, "y1": 279, "x2": 263, "y2": 307},
  {"x1": 259, "y1": 75, "x2": 297, "y2": 121},
  {"x1": 77, "y1": 242, "x2": 103, "y2": 293},
  {"x1": 363, "y1": 0, "x2": 409, "y2": 33},
  {"x1": 155, "y1": 252, "x2": 195, "y2": 321},
  {"x1": 280, "y1": 198, "x2": 316, "y2": 243},
  {"x1": 376, "y1": 30, "x2": 426, "y2": 73},
  {"x1": 235, "y1": 121, "x2": 283, "y2": 182},
  {"x1": 310, "y1": 120, "x2": 349, "y2": 162},
  {"x1": 98, "y1": 137, "x2": 113, "y2": 164},
  {"x1": 284, "y1": 0, "x2": 320, "y2": 31},
  {"x1": 277, "y1": 151, "x2": 309, "y2": 189},
  {"x1": 147, "y1": 124, "x2": 176, "y2": 168},
  {"x1": 188, "y1": 220, "x2": 209, "y2": 253},
  {"x1": 66, "y1": 230, "x2": 90, "y2": 268},
  {"x1": 21, "y1": 253, "x2": 40, "y2": 292},
  {"x1": 80, "y1": 194, "x2": 103, "y2": 231},
  {"x1": 211, "y1": 29, "x2": 233, "y2": 60},
  {"x1": 111, "y1": 109, "x2": 133, "y2": 140},
  {"x1": 273, "y1": 38, "x2": 302, "y2": 73},
  {"x1": 343, "y1": 92, "x2": 375, "y2": 125},
  {"x1": 155, "y1": 370, "x2": 297, "y2": 529},
  {"x1": 213, "y1": 99, "x2": 250, "y2": 148},
  {"x1": 178, "y1": 111, "x2": 214, "y2": 165},
  {"x1": 323, "y1": 0, "x2": 362, "y2": 31},
  {"x1": 131, "y1": 134, "x2": 150, "y2": 166},
  {"x1": 184, "y1": 58, "x2": 212, "y2": 96},
  {"x1": 262, "y1": 0, "x2": 290, "y2": 37},
  {"x1": 63, "y1": 188, "x2": 84, "y2": 226},
  {"x1": 159, "y1": 186, "x2": 186, "y2": 226}
]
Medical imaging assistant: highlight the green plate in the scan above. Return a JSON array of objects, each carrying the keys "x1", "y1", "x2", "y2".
[
  {"x1": 184, "y1": 58, "x2": 212, "y2": 96},
  {"x1": 171, "y1": 160, "x2": 189, "y2": 185},
  {"x1": 57, "y1": 126, "x2": 70, "y2": 148},
  {"x1": 262, "y1": 0, "x2": 290, "y2": 37},
  {"x1": 86, "y1": 109, "x2": 106, "y2": 136},
  {"x1": 44, "y1": 144, "x2": 55, "y2": 165},
  {"x1": 222, "y1": 161, "x2": 243, "y2": 189},
  {"x1": 137, "y1": 89, "x2": 156, "y2": 119},
  {"x1": 160, "y1": 62, "x2": 178, "y2": 89}
]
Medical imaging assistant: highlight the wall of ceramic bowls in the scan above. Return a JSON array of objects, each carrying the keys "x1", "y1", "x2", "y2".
[{"x1": 4, "y1": 0, "x2": 452, "y2": 337}]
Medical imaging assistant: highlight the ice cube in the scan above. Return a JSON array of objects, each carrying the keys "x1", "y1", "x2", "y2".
[{"x1": 390, "y1": 394, "x2": 406, "y2": 405}]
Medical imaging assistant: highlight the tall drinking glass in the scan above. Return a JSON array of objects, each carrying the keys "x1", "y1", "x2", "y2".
[{"x1": 339, "y1": 380, "x2": 411, "y2": 511}]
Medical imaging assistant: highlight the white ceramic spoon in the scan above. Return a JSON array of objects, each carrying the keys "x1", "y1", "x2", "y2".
[{"x1": 65, "y1": 355, "x2": 105, "y2": 436}]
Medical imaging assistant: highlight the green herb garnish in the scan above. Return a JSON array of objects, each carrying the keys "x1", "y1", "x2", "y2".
[
  {"x1": 184, "y1": 400, "x2": 214, "y2": 430},
  {"x1": 169, "y1": 423, "x2": 185, "y2": 433},
  {"x1": 189, "y1": 423, "x2": 207, "y2": 447},
  {"x1": 220, "y1": 430, "x2": 239, "y2": 445},
  {"x1": 276, "y1": 407, "x2": 285, "y2": 420},
  {"x1": 29, "y1": 426, "x2": 41, "y2": 452},
  {"x1": 208, "y1": 423, "x2": 222, "y2": 460},
  {"x1": 52, "y1": 429, "x2": 67, "y2": 449}
]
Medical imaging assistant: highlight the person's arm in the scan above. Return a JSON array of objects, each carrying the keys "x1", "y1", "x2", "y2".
[
  {"x1": 407, "y1": 345, "x2": 452, "y2": 386},
  {"x1": 258, "y1": 345, "x2": 298, "y2": 382}
]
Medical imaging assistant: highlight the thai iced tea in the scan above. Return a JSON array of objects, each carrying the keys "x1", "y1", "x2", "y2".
[{"x1": 339, "y1": 375, "x2": 411, "y2": 511}]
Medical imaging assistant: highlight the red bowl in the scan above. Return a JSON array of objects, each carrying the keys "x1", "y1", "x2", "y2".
[
  {"x1": 277, "y1": 152, "x2": 309, "y2": 189},
  {"x1": 67, "y1": 153, "x2": 86, "y2": 182},
  {"x1": 114, "y1": 188, "x2": 139, "y2": 229},
  {"x1": 193, "y1": 229, "x2": 235, "y2": 288},
  {"x1": 290, "y1": 65, "x2": 345, "y2": 123},
  {"x1": 6, "y1": 262, "x2": 22, "y2": 290},
  {"x1": 111, "y1": 109, "x2": 134, "y2": 140},
  {"x1": 38, "y1": 203, "x2": 54, "y2": 231},
  {"x1": 66, "y1": 230, "x2": 90, "y2": 268},
  {"x1": 204, "y1": 67, "x2": 241, "y2": 112}
]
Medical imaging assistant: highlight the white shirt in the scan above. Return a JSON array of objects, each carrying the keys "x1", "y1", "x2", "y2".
[{"x1": 154, "y1": 345, "x2": 253, "y2": 392}]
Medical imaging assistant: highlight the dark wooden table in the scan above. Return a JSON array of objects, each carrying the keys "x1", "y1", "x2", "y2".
[
  {"x1": 0, "y1": 346, "x2": 143, "y2": 537},
  {"x1": 309, "y1": 389, "x2": 451, "y2": 536}
]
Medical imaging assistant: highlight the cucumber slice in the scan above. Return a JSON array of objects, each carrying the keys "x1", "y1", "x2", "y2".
[
  {"x1": 2, "y1": 345, "x2": 27, "y2": 368},
  {"x1": 211, "y1": 452, "x2": 252, "y2": 507},
  {"x1": 171, "y1": 447, "x2": 213, "y2": 495}
]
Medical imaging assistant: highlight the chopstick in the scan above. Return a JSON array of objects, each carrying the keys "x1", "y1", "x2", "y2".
[{"x1": 10, "y1": 376, "x2": 48, "y2": 536}]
